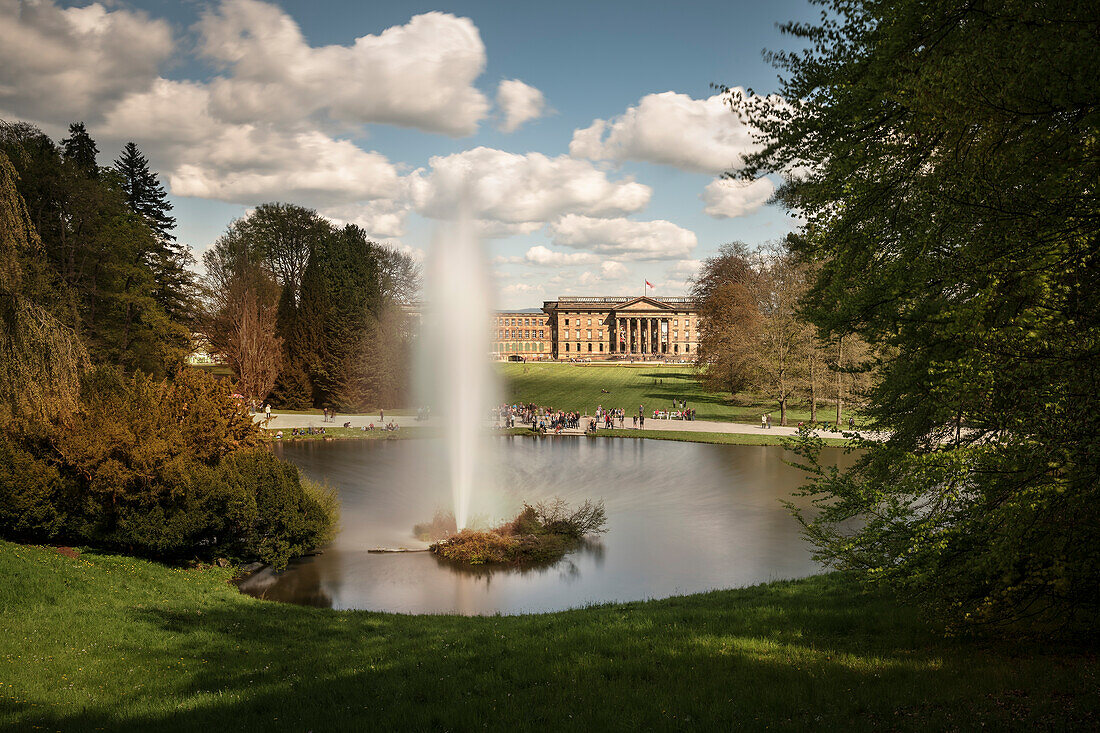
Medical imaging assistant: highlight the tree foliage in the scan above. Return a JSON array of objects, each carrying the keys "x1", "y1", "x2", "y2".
[
  {"x1": 0, "y1": 120, "x2": 191, "y2": 378},
  {"x1": 735, "y1": 0, "x2": 1100, "y2": 631}
]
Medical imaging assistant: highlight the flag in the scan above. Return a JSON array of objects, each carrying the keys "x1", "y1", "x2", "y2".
[{"x1": 645, "y1": 280, "x2": 655, "y2": 289}]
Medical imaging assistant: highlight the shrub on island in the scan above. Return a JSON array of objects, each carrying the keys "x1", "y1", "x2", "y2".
[
  {"x1": 0, "y1": 367, "x2": 337, "y2": 569},
  {"x1": 429, "y1": 499, "x2": 606, "y2": 566}
]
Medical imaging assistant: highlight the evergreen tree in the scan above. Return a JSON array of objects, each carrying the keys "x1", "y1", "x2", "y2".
[
  {"x1": 114, "y1": 142, "x2": 175, "y2": 241},
  {"x1": 113, "y1": 142, "x2": 196, "y2": 324},
  {"x1": 59, "y1": 122, "x2": 98, "y2": 172},
  {"x1": 1, "y1": 121, "x2": 190, "y2": 377}
]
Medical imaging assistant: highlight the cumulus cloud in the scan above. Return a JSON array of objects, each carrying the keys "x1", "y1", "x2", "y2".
[
  {"x1": 549, "y1": 215, "x2": 697, "y2": 261},
  {"x1": 523, "y1": 245, "x2": 598, "y2": 266},
  {"x1": 669, "y1": 259, "x2": 702, "y2": 277},
  {"x1": 409, "y1": 147, "x2": 651, "y2": 228},
  {"x1": 322, "y1": 200, "x2": 410, "y2": 239},
  {"x1": 0, "y1": 0, "x2": 173, "y2": 121},
  {"x1": 570, "y1": 90, "x2": 759, "y2": 174},
  {"x1": 197, "y1": 2, "x2": 489, "y2": 136},
  {"x1": 701, "y1": 177, "x2": 774, "y2": 218},
  {"x1": 101, "y1": 80, "x2": 403, "y2": 208},
  {"x1": 496, "y1": 79, "x2": 546, "y2": 132}
]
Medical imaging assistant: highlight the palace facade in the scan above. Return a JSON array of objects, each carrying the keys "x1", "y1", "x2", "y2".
[
  {"x1": 493, "y1": 311, "x2": 552, "y2": 359},
  {"x1": 541, "y1": 296, "x2": 700, "y2": 359}
]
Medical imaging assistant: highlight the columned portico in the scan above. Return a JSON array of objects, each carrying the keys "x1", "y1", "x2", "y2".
[{"x1": 542, "y1": 295, "x2": 699, "y2": 360}]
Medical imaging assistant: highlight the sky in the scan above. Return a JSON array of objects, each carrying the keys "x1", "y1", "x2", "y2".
[{"x1": 0, "y1": 0, "x2": 817, "y2": 308}]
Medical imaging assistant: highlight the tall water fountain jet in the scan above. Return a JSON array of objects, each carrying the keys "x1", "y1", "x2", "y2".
[{"x1": 417, "y1": 214, "x2": 497, "y2": 530}]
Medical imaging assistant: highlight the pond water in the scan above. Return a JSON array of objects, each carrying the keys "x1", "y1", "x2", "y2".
[{"x1": 238, "y1": 437, "x2": 851, "y2": 615}]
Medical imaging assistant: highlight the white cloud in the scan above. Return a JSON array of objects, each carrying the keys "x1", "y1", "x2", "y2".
[
  {"x1": 0, "y1": 0, "x2": 173, "y2": 121},
  {"x1": 409, "y1": 147, "x2": 651, "y2": 227},
  {"x1": 523, "y1": 245, "x2": 598, "y2": 266},
  {"x1": 496, "y1": 79, "x2": 546, "y2": 132},
  {"x1": 322, "y1": 200, "x2": 410, "y2": 239},
  {"x1": 101, "y1": 80, "x2": 403, "y2": 207},
  {"x1": 669, "y1": 259, "x2": 702, "y2": 277},
  {"x1": 549, "y1": 215, "x2": 697, "y2": 261},
  {"x1": 570, "y1": 90, "x2": 758, "y2": 174},
  {"x1": 197, "y1": 2, "x2": 489, "y2": 137},
  {"x1": 701, "y1": 177, "x2": 774, "y2": 218},
  {"x1": 600, "y1": 260, "x2": 629, "y2": 279}
]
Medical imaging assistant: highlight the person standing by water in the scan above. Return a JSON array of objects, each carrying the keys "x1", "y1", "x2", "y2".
[{"x1": 380, "y1": 408, "x2": 384, "y2": 423}]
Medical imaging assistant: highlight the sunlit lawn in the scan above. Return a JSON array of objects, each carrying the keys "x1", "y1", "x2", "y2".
[
  {"x1": 2, "y1": 541, "x2": 1095, "y2": 731},
  {"x1": 497, "y1": 362, "x2": 852, "y2": 425}
]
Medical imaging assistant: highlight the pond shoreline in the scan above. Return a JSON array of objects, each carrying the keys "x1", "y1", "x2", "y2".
[{"x1": 263, "y1": 425, "x2": 855, "y2": 448}]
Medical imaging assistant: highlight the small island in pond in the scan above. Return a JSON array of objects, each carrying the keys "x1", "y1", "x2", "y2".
[{"x1": 415, "y1": 499, "x2": 607, "y2": 565}]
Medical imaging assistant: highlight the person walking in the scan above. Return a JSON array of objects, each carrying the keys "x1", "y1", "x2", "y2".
[
  {"x1": 766, "y1": 414, "x2": 772, "y2": 429},
  {"x1": 264, "y1": 403, "x2": 271, "y2": 424},
  {"x1": 761, "y1": 414, "x2": 767, "y2": 430}
]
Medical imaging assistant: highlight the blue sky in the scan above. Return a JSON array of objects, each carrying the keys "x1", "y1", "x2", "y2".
[{"x1": 0, "y1": 0, "x2": 816, "y2": 307}]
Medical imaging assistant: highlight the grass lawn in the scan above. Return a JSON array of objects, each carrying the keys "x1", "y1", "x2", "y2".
[
  {"x1": 2, "y1": 541, "x2": 1096, "y2": 731},
  {"x1": 497, "y1": 362, "x2": 854, "y2": 425}
]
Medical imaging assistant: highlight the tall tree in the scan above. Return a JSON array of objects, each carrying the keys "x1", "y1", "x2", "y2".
[
  {"x1": 59, "y1": 122, "x2": 98, "y2": 172},
  {"x1": 113, "y1": 142, "x2": 195, "y2": 323},
  {"x1": 0, "y1": 151, "x2": 88, "y2": 427},
  {"x1": 691, "y1": 242, "x2": 762, "y2": 395},
  {"x1": 735, "y1": 0, "x2": 1100, "y2": 629},
  {"x1": 1, "y1": 121, "x2": 189, "y2": 377},
  {"x1": 236, "y1": 203, "x2": 328, "y2": 303},
  {"x1": 754, "y1": 244, "x2": 808, "y2": 425}
]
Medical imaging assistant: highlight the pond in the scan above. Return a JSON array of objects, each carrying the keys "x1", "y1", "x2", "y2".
[{"x1": 238, "y1": 437, "x2": 851, "y2": 615}]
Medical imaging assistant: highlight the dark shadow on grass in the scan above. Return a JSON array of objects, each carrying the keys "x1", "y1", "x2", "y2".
[{"x1": 20, "y1": 574, "x2": 1099, "y2": 732}]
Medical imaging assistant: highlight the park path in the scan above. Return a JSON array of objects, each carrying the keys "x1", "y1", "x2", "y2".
[{"x1": 256, "y1": 411, "x2": 864, "y2": 440}]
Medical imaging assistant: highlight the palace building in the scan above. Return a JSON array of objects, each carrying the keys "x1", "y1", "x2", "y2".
[
  {"x1": 541, "y1": 295, "x2": 700, "y2": 359},
  {"x1": 493, "y1": 311, "x2": 552, "y2": 359}
]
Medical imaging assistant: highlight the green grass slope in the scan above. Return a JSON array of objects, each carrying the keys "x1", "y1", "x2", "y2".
[
  {"x1": 496, "y1": 363, "x2": 837, "y2": 425},
  {"x1": 1, "y1": 541, "x2": 1095, "y2": 731}
]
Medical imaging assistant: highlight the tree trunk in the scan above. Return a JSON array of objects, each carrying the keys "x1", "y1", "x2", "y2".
[
  {"x1": 779, "y1": 396, "x2": 787, "y2": 426},
  {"x1": 835, "y1": 337, "x2": 844, "y2": 426},
  {"x1": 809, "y1": 355, "x2": 818, "y2": 422}
]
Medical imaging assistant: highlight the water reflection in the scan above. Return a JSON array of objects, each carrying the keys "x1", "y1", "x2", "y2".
[{"x1": 237, "y1": 437, "x2": 854, "y2": 615}]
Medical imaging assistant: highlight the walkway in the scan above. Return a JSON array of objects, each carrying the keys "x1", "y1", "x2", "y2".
[{"x1": 256, "y1": 411, "x2": 864, "y2": 440}]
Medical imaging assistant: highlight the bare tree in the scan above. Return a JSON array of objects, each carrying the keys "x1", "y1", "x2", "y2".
[
  {"x1": 754, "y1": 245, "x2": 809, "y2": 425},
  {"x1": 228, "y1": 286, "x2": 282, "y2": 402}
]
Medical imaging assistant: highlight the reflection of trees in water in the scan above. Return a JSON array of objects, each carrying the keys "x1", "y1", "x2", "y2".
[
  {"x1": 433, "y1": 538, "x2": 606, "y2": 587},
  {"x1": 237, "y1": 556, "x2": 335, "y2": 609}
]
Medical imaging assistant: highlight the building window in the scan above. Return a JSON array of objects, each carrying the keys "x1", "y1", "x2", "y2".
[
  {"x1": 586, "y1": 330, "x2": 591, "y2": 339},
  {"x1": 587, "y1": 343, "x2": 592, "y2": 352},
  {"x1": 565, "y1": 318, "x2": 569, "y2": 326},
  {"x1": 538, "y1": 330, "x2": 544, "y2": 338},
  {"x1": 685, "y1": 344, "x2": 690, "y2": 353},
  {"x1": 587, "y1": 318, "x2": 592, "y2": 326},
  {"x1": 565, "y1": 343, "x2": 569, "y2": 352},
  {"x1": 599, "y1": 343, "x2": 604, "y2": 352}
]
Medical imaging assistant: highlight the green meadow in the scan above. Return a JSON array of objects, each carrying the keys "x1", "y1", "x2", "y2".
[{"x1": 2, "y1": 541, "x2": 1095, "y2": 731}]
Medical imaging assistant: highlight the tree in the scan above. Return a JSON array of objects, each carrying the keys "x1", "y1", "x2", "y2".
[
  {"x1": 235, "y1": 203, "x2": 329, "y2": 303},
  {"x1": 734, "y1": 0, "x2": 1100, "y2": 630},
  {"x1": 0, "y1": 151, "x2": 88, "y2": 427},
  {"x1": 754, "y1": 244, "x2": 808, "y2": 425},
  {"x1": 113, "y1": 142, "x2": 196, "y2": 324},
  {"x1": 200, "y1": 226, "x2": 283, "y2": 403},
  {"x1": 690, "y1": 242, "x2": 761, "y2": 395},
  {"x1": 59, "y1": 122, "x2": 97, "y2": 172},
  {"x1": 1, "y1": 121, "x2": 190, "y2": 377}
]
